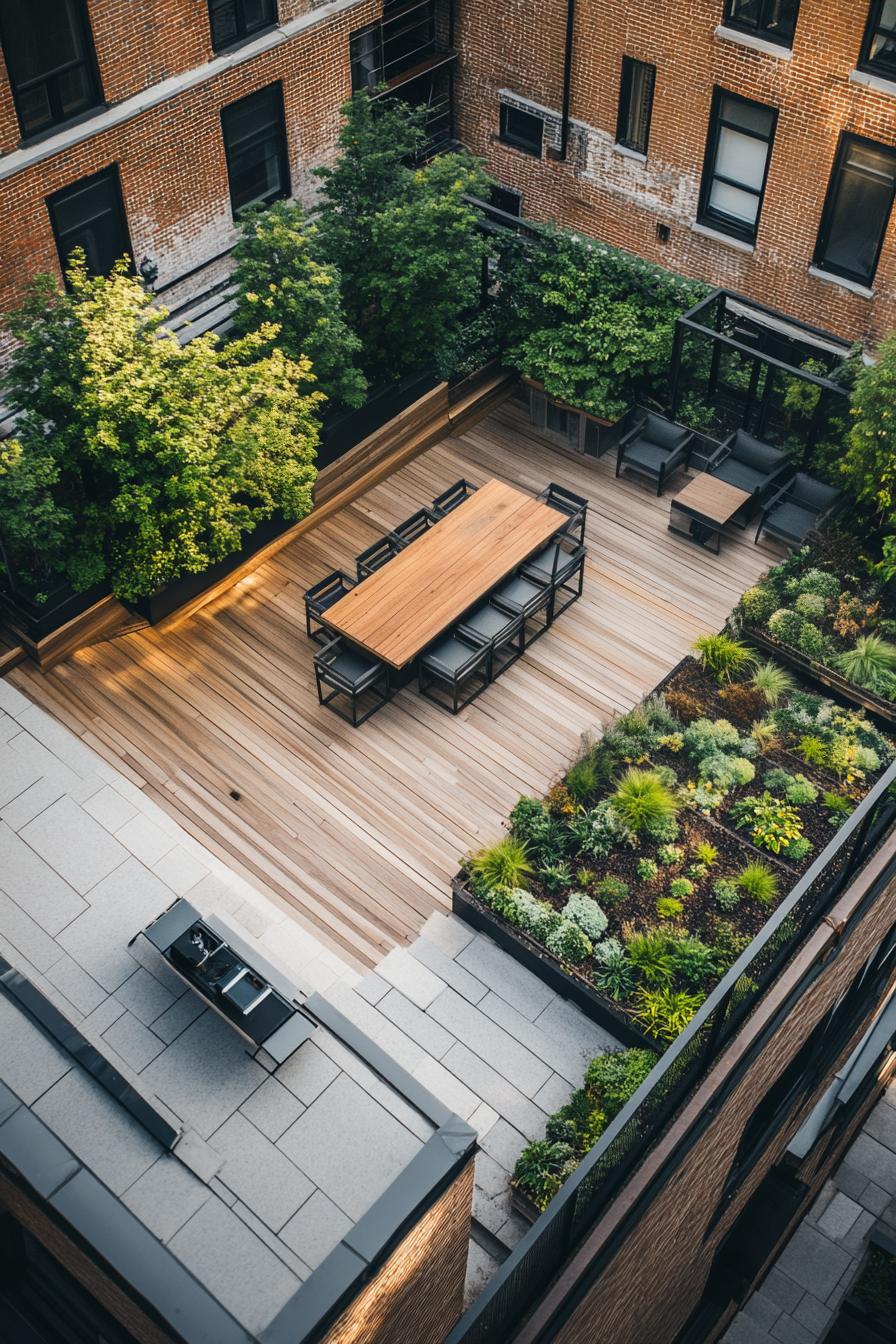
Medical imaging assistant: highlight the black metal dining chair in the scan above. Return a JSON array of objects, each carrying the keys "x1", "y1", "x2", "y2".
[
  {"x1": 304, "y1": 570, "x2": 356, "y2": 644},
  {"x1": 314, "y1": 637, "x2": 392, "y2": 727},
  {"x1": 356, "y1": 535, "x2": 406, "y2": 582},
  {"x1": 537, "y1": 482, "x2": 589, "y2": 546},
  {"x1": 418, "y1": 629, "x2": 491, "y2": 714},
  {"x1": 491, "y1": 571, "x2": 554, "y2": 649},
  {"x1": 431, "y1": 479, "x2": 478, "y2": 518},
  {"x1": 457, "y1": 600, "x2": 525, "y2": 682},
  {"x1": 390, "y1": 507, "x2": 440, "y2": 546},
  {"x1": 521, "y1": 539, "x2": 587, "y2": 622}
]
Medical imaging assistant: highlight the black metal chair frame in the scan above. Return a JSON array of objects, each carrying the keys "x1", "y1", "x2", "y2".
[
  {"x1": 491, "y1": 573, "x2": 554, "y2": 649},
  {"x1": 356, "y1": 535, "x2": 407, "y2": 582},
  {"x1": 615, "y1": 413, "x2": 695, "y2": 496},
  {"x1": 457, "y1": 601, "x2": 525, "y2": 682},
  {"x1": 304, "y1": 570, "x2": 356, "y2": 644},
  {"x1": 704, "y1": 432, "x2": 793, "y2": 526},
  {"x1": 536, "y1": 482, "x2": 589, "y2": 546},
  {"x1": 431, "y1": 479, "x2": 478, "y2": 518},
  {"x1": 418, "y1": 631, "x2": 492, "y2": 715},
  {"x1": 521, "y1": 538, "x2": 587, "y2": 623},
  {"x1": 753, "y1": 474, "x2": 842, "y2": 549},
  {"x1": 389, "y1": 506, "x2": 440, "y2": 546},
  {"x1": 313, "y1": 637, "x2": 392, "y2": 728}
]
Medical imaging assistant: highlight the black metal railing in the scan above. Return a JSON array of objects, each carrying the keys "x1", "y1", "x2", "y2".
[
  {"x1": 447, "y1": 758, "x2": 896, "y2": 1344},
  {"x1": 350, "y1": 0, "x2": 451, "y2": 93}
]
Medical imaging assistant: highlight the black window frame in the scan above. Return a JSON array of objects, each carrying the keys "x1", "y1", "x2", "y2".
[
  {"x1": 46, "y1": 164, "x2": 133, "y2": 281},
  {"x1": 220, "y1": 81, "x2": 290, "y2": 219},
  {"x1": 858, "y1": 1, "x2": 896, "y2": 81},
  {"x1": 814, "y1": 131, "x2": 896, "y2": 287},
  {"x1": 698, "y1": 86, "x2": 778, "y2": 244},
  {"x1": 615, "y1": 56, "x2": 656, "y2": 155},
  {"x1": 499, "y1": 102, "x2": 544, "y2": 158},
  {"x1": 208, "y1": 0, "x2": 278, "y2": 53},
  {"x1": 722, "y1": 0, "x2": 800, "y2": 47},
  {"x1": 0, "y1": 0, "x2": 103, "y2": 142}
]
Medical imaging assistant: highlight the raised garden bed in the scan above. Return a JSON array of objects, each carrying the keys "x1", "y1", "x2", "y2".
[
  {"x1": 525, "y1": 379, "x2": 635, "y2": 460},
  {"x1": 0, "y1": 576, "x2": 110, "y2": 643}
]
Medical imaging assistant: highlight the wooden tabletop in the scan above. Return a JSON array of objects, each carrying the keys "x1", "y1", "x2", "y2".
[
  {"x1": 324, "y1": 478, "x2": 564, "y2": 668},
  {"x1": 672, "y1": 474, "x2": 752, "y2": 526}
]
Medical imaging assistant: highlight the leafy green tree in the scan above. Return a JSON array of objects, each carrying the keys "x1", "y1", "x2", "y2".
[
  {"x1": 494, "y1": 228, "x2": 708, "y2": 419},
  {"x1": 231, "y1": 201, "x2": 367, "y2": 410},
  {"x1": 315, "y1": 94, "x2": 491, "y2": 379},
  {"x1": 844, "y1": 333, "x2": 896, "y2": 530},
  {"x1": 0, "y1": 256, "x2": 322, "y2": 603}
]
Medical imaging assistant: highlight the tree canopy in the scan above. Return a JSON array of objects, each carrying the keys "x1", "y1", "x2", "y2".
[{"x1": 844, "y1": 333, "x2": 896, "y2": 531}]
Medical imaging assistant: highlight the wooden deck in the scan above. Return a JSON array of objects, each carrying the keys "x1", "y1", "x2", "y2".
[{"x1": 11, "y1": 400, "x2": 773, "y2": 972}]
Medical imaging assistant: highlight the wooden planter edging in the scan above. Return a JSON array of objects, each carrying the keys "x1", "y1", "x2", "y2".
[
  {"x1": 451, "y1": 877, "x2": 659, "y2": 1052},
  {"x1": 743, "y1": 626, "x2": 896, "y2": 727}
]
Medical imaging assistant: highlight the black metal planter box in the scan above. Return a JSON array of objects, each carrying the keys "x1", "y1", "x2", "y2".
[
  {"x1": 742, "y1": 626, "x2": 896, "y2": 727},
  {"x1": 0, "y1": 576, "x2": 110, "y2": 642},
  {"x1": 127, "y1": 511, "x2": 291, "y2": 624},
  {"x1": 451, "y1": 877, "x2": 660, "y2": 1052}
]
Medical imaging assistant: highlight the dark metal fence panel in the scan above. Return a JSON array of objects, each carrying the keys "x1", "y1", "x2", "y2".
[{"x1": 446, "y1": 759, "x2": 896, "y2": 1344}]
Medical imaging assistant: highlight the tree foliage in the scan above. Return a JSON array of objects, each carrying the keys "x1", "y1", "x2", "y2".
[
  {"x1": 314, "y1": 93, "x2": 491, "y2": 379},
  {"x1": 844, "y1": 333, "x2": 896, "y2": 530},
  {"x1": 494, "y1": 229, "x2": 709, "y2": 419},
  {"x1": 0, "y1": 257, "x2": 322, "y2": 602},
  {"x1": 231, "y1": 201, "x2": 367, "y2": 410}
]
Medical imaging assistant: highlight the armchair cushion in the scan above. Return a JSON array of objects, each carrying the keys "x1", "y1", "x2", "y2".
[
  {"x1": 790, "y1": 473, "x2": 841, "y2": 512},
  {"x1": 730, "y1": 431, "x2": 789, "y2": 474},
  {"x1": 761, "y1": 502, "x2": 820, "y2": 543},
  {"x1": 644, "y1": 412, "x2": 690, "y2": 450}
]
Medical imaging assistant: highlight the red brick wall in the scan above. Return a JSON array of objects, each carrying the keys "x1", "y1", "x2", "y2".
[
  {"x1": 455, "y1": 0, "x2": 896, "y2": 345},
  {"x1": 0, "y1": 1, "x2": 379, "y2": 315}
]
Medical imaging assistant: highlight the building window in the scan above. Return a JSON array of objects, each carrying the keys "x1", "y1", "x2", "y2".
[
  {"x1": 499, "y1": 103, "x2": 544, "y2": 157},
  {"x1": 0, "y1": 0, "x2": 102, "y2": 139},
  {"x1": 616, "y1": 57, "x2": 656, "y2": 155},
  {"x1": 859, "y1": 2, "x2": 896, "y2": 81},
  {"x1": 722, "y1": 0, "x2": 800, "y2": 45},
  {"x1": 47, "y1": 166, "x2": 132, "y2": 279},
  {"x1": 208, "y1": 0, "x2": 277, "y2": 51},
  {"x1": 698, "y1": 88, "x2": 777, "y2": 242},
  {"x1": 221, "y1": 83, "x2": 290, "y2": 217},
  {"x1": 814, "y1": 133, "x2": 896, "y2": 286}
]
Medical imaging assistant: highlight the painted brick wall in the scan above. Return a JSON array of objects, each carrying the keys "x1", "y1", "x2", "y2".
[
  {"x1": 541, "y1": 864, "x2": 896, "y2": 1344},
  {"x1": 455, "y1": 0, "x2": 896, "y2": 346},
  {"x1": 321, "y1": 1157, "x2": 475, "y2": 1344},
  {"x1": 0, "y1": 0, "x2": 379, "y2": 321}
]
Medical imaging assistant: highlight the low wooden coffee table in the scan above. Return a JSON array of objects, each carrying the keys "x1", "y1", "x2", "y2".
[{"x1": 668, "y1": 475, "x2": 752, "y2": 554}]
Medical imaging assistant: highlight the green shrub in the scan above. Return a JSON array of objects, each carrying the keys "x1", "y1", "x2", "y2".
[
  {"x1": 785, "y1": 774, "x2": 818, "y2": 805},
  {"x1": 739, "y1": 584, "x2": 778, "y2": 624},
  {"x1": 585, "y1": 1048, "x2": 656, "y2": 1117},
  {"x1": 795, "y1": 568, "x2": 841, "y2": 600},
  {"x1": 539, "y1": 861, "x2": 574, "y2": 894},
  {"x1": 636, "y1": 858, "x2": 659, "y2": 881},
  {"x1": 644, "y1": 815, "x2": 681, "y2": 844},
  {"x1": 512, "y1": 1140, "x2": 577, "y2": 1209},
  {"x1": 593, "y1": 876, "x2": 629, "y2": 905},
  {"x1": 544, "y1": 1115, "x2": 579, "y2": 1147},
  {"x1": 797, "y1": 734, "x2": 828, "y2": 766},
  {"x1": 545, "y1": 919, "x2": 593, "y2": 964},
  {"x1": 763, "y1": 767, "x2": 794, "y2": 793},
  {"x1": 568, "y1": 801, "x2": 633, "y2": 858},
  {"x1": 836, "y1": 635, "x2": 896, "y2": 693},
  {"x1": 564, "y1": 756, "x2": 601, "y2": 804},
  {"x1": 658, "y1": 732, "x2": 684, "y2": 752},
  {"x1": 692, "y1": 633, "x2": 754, "y2": 685},
  {"x1": 626, "y1": 928, "x2": 676, "y2": 984},
  {"x1": 751, "y1": 660, "x2": 795, "y2": 707},
  {"x1": 595, "y1": 950, "x2": 636, "y2": 1000},
  {"x1": 563, "y1": 893, "x2": 608, "y2": 942},
  {"x1": 698, "y1": 752, "x2": 756, "y2": 790},
  {"x1": 736, "y1": 862, "x2": 780, "y2": 904},
  {"x1": 656, "y1": 896, "x2": 683, "y2": 919},
  {"x1": 688, "y1": 862, "x2": 709, "y2": 880},
  {"x1": 672, "y1": 936, "x2": 718, "y2": 987},
  {"x1": 509, "y1": 797, "x2": 568, "y2": 866},
  {"x1": 682, "y1": 717, "x2": 742, "y2": 759},
  {"x1": 730, "y1": 792, "x2": 804, "y2": 855},
  {"x1": 479, "y1": 885, "x2": 523, "y2": 923},
  {"x1": 794, "y1": 592, "x2": 826, "y2": 621},
  {"x1": 612, "y1": 768, "x2": 680, "y2": 836},
  {"x1": 669, "y1": 877, "x2": 695, "y2": 899},
  {"x1": 470, "y1": 836, "x2": 532, "y2": 891},
  {"x1": 710, "y1": 919, "x2": 752, "y2": 970},
  {"x1": 511, "y1": 889, "x2": 559, "y2": 938},
  {"x1": 593, "y1": 936, "x2": 623, "y2": 964},
  {"x1": 823, "y1": 791, "x2": 855, "y2": 825},
  {"x1": 695, "y1": 840, "x2": 719, "y2": 866},
  {"x1": 797, "y1": 621, "x2": 828, "y2": 658},
  {"x1": 657, "y1": 843, "x2": 684, "y2": 866},
  {"x1": 632, "y1": 986, "x2": 704, "y2": 1042},
  {"x1": 712, "y1": 877, "x2": 741, "y2": 911},
  {"x1": 768, "y1": 608, "x2": 804, "y2": 646},
  {"x1": 781, "y1": 836, "x2": 812, "y2": 862}
]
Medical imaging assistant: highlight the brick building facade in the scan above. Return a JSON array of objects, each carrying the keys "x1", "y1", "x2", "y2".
[{"x1": 456, "y1": 0, "x2": 896, "y2": 347}]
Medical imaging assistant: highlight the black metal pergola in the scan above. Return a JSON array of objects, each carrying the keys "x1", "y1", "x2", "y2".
[{"x1": 669, "y1": 288, "x2": 854, "y2": 465}]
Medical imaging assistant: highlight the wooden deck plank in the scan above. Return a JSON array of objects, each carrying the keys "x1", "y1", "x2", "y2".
[{"x1": 10, "y1": 401, "x2": 773, "y2": 970}]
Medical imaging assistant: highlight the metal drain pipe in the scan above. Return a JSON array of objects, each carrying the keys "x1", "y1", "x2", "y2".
[{"x1": 559, "y1": 0, "x2": 576, "y2": 160}]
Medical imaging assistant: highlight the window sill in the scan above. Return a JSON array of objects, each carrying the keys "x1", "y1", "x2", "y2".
[
  {"x1": 807, "y1": 265, "x2": 874, "y2": 299},
  {"x1": 498, "y1": 136, "x2": 543, "y2": 160},
  {"x1": 613, "y1": 143, "x2": 647, "y2": 162},
  {"x1": 714, "y1": 25, "x2": 793, "y2": 59},
  {"x1": 849, "y1": 67, "x2": 896, "y2": 97},
  {"x1": 690, "y1": 222, "x2": 755, "y2": 254}
]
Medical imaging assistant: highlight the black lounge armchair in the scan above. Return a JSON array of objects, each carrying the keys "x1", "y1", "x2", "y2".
[
  {"x1": 432, "y1": 479, "x2": 478, "y2": 518},
  {"x1": 418, "y1": 630, "x2": 491, "y2": 715},
  {"x1": 390, "y1": 507, "x2": 440, "y2": 545},
  {"x1": 304, "y1": 570, "x2": 356, "y2": 644},
  {"x1": 520, "y1": 538, "x2": 587, "y2": 622},
  {"x1": 615, "y1": 411, "x2": 694, "y2": 495},
  {"x1": 537, "y1": 482, "x2": 589, "y2": 545},
  {"x1": 754, "y1": 473, "x2": 842, "y2": 549},
  {"x1": 491, "y1": 572, "x2": 553, "y2": 648},
  {"x1": 314, "y1": 637, "x2": 392, "y2": 727},
  {"x1": 458, "y1": 600, "x2": 525, "y2": 681},
  {"x1": 356, "y1": 534, "x2": 406, "y2": 582},
  {"x1": 705, "y1": 430, "x2": 792, "y2": 524}
]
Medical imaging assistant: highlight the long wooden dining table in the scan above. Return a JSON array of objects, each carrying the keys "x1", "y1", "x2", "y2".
[{"x1": 322, "y1": 478, "x2": 564, "y2": 670}]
